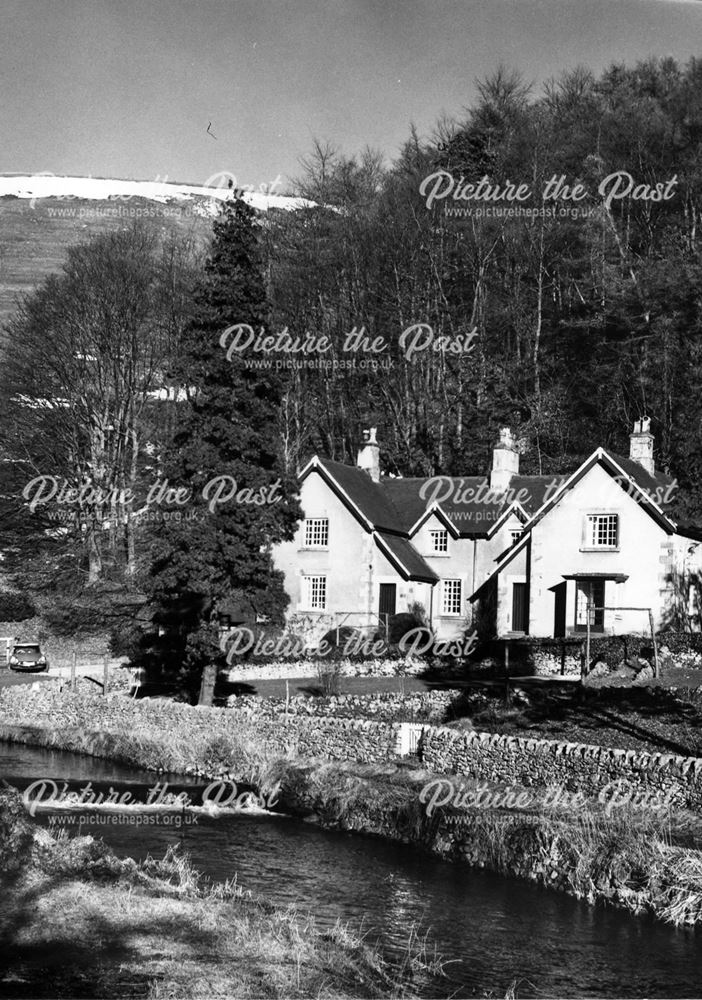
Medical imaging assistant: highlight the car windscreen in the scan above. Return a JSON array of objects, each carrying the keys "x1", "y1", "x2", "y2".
[{"x1": 13, "y1": 646, "x2": 40, "y2": 656}]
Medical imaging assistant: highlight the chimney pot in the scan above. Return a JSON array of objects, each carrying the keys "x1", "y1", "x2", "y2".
[
  {"x1": 490, "y1": 426, "x2": 519, "y2": 492},
  {"x1": 357, "y1": 426, "x2": 380, "y2": 482},
  {"x1": 629, "y1": 415, "x2": 655, "y2": 476}
]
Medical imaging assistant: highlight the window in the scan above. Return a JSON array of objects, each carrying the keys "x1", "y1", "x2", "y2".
[
  {"x1": 510, "y1": 529, "x2": 521, "y2": 545},
  {"x1": 304, "y1": 518, "x2": 329, "y2": 548},
  {"x1": 429, "y1": 529, "x2": 448, "y2": 553},
  {"x1": 441, "y1": 579, "x2": 462, "y2": 616},
  {"x1": 302, "y1": 575, "x2": 327, "y2": 610},
  {"x1": 585, "y1": 514, "x2": 618, "y2": 549}
]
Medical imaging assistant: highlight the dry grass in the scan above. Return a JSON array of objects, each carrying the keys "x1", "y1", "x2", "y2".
[
  {"x1": 0, "y1": 718, "x2": 280, "y2": 784},
  {"x1": 0, "y1": 789, "x2": 426, "y2": 999}
]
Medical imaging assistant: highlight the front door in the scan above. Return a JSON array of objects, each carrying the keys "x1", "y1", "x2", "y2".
[
  {"x1": 378, "y1": 583, "x2": 397, "y2": 633},
  {"x1": 511, "y1": 582, "x2": 528, "y2": 633},
  {"x1": 575, "y1": 578, "x2": 605, "y2": 632},
  {"x1": 553, "y1": 582, "x2": 567, "y2": 638}
]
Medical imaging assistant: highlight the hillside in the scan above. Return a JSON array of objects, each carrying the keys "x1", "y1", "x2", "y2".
[{"x1": 0, "y1": 175, "x2": 308, "y2": 332}]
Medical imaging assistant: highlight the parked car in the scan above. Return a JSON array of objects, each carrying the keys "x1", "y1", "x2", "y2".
[{"x1": 8, "y1": 642, "x2": 48, "y2": 672}]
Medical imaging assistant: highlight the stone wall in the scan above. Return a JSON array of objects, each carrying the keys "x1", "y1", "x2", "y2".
[
  {"x1": 0, "y1": 684, "x2": 400, "y2": 772},
  {"x1": 225, "y1": 656, "x2": 425, "y2": 682},
  {"x1": 419, "y1": 726, "x2": 702, "y2": 808},
  {"x1": 227, "y1": 690, "x2": 455, "y2": 724},
  {"x1": 257, "y1": 713, "x2": 702, "y2": 809},
  {"x1": 2, "y1": 684, "x2": 701, "y2": 808},
  {"x1": 470, "y1": 638, "x2": 583, "y2": 677},
  {"x1": 254, "y1": 716, "x2": 399, "y2": 762}
]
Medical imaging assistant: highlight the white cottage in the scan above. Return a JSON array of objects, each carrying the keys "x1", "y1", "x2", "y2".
[{"x1": 272, "y1": 420, "x2": 702, "y2": 642}]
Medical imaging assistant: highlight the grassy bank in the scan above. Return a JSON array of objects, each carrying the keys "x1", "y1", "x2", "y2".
[
  {"x1": 0, "y1": 786, "x2": 432, "y2": 999},
  {"x1": 0, "y1": 682, "x2": 278, "y2": 782}
]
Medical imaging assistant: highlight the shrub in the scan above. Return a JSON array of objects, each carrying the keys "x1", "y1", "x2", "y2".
[
  {"x1": 315, "y1": 658, "x2": 342, "y2": 696},
  {"x1": 374, "y1": 613, "x2": 434, "y2": 657},
  {"x1": 319, "y1": 626, "x2": 361, "y2": 656},
  {"x1": 0, "y1": 787, "x2": 35, "y2": 873}
]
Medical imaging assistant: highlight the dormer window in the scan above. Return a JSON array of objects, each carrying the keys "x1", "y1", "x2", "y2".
[
  {"x1": 584, "y1": 514, "x2": 619, "y2": 550},
  {"x1": 429, "y1": 529, "x2": 448, "y2": 554},
  {"x1": 303, "y1": 518, "x2": 329, "y2": 548}
]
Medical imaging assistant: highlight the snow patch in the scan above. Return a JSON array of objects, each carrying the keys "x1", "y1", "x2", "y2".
[{"x1": 0, "y1": 174, "x2": 313, "y2": 213}]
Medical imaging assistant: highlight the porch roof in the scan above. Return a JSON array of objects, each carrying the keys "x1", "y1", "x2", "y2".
[
  {"x1": 375, "y1": 531, "x2": 439, "y2": 583},
  {"x1": 562, "y1": 572, "x2": 629, "y2": 583}
]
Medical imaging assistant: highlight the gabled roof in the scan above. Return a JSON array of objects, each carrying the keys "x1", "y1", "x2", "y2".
[
  {"x1": 521, "y1": 449, "x2": 676, "y2": 537},
  {"x1": 607, "y1": 453, "x2": 676, "y2": 511},
  {"x1": 299, "y1": 446, "x2": 688, "y2": 592},
  {"x1": 486, "y1": 501, "x2": 530, "y2": 539},
  {"x1": 406, "y1": 503, "x2": 461, "y2": 538},
  {"x1": 469, "y1": 448, "x2": 680, "y2": 601},
  {"x1": 380, "y1": 475, "x2": 558, "y2": 538},
  {"x1": 300, "y1": 457, "x2": 402, "y2": 531}
]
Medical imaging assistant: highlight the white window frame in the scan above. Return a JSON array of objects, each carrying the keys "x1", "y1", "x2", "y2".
[
  {"x1": 441, "y1": 579, "x2": 463, "y2": 616},
  {"x1": 429, "y1": 528, "x2": 449, "y2": 554},
  {"x1": 509, "y1": 528, "x2": 522, "y2": 545},
  {"x1": 303, "y1": 517, "x2": 329, "y2": 549},
  {"x1": 302, "y1": 575, "x2": 327, "y2": 610},
  {"x1": 582, "y1": 512, "x2": 619, "y2": 551}
]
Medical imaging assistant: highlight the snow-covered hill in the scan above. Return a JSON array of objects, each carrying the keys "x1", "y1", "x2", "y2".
[{"x1": 0, "y1": 173, "x2": 312, "y2": 213}]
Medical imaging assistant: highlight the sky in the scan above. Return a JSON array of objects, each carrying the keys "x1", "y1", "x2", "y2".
[{"x1": 2, "y1": 0, "x2": 702, "y2": 193}]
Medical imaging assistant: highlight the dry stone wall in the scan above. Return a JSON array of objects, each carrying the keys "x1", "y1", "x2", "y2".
[
  {"x1": 419, "y1": 726, "x2": 702, "y2": 808},
  {"x1": 1, "y1": 684, "x2": 701, "y2": 808},
  {"x1": 227, "y1": 690, "x2": 454, "y2": 724}
]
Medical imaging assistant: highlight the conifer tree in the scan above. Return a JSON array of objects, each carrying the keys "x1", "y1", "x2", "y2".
[{"x1": 142, "y1": 197, "x2": 301, "y2": 699}]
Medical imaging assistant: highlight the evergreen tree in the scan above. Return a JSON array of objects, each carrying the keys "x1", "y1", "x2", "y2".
[{"x1": 141, "y1": 197, "x2": 301, "y2": 700}]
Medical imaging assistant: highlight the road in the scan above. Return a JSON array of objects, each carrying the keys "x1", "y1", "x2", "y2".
[{"x1": 0, "y1": 670, "x2": 53, "y2": 689}]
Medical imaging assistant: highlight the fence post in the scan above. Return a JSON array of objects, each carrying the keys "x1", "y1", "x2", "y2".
[
  {"x1": 648, "y1": 610, "x2": 660, "y2": 678},
  {"x1": 585, "y1": 606, "x2": 591, "y2": 678},
  {"x1": 504, "y1": 641, "x2": 511, "y2": 706},
  {"x1": 71, "y1": 650, "x2": 76, "y2": 692},
  {"x1": 103, "y1": 654, "x2": 109, "y2": 696}
]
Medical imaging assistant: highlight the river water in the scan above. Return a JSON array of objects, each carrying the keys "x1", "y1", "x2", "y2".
[{"x1": 2, "y1": 742, "x2": 702, "y2": 999}]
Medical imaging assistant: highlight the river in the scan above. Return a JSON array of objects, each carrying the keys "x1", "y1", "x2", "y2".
[{"x1": 2, "y1": 741, "x2": 702, "y2": 999}]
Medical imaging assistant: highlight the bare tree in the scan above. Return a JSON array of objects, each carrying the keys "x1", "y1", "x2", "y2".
[{"x1": 1, "y1": 225, "x2": 198, "y2": 586}]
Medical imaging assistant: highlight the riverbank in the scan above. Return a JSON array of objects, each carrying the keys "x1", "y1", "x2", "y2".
[
  {"x1": 0, "y1": 785, "x2": 430, "y2": 999},
  {"x1": 266, "y1": 758, "x2": 702, "y2": 926},
  {"x1": 2, "y1": 684, "x2": 702, "y2": 928}
]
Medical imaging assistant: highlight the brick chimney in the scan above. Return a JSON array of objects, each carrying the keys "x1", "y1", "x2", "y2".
[
  {"x1": 629, "y1": 416, "x2": 654, "y2": 476},
  {"x1": 357, "y1": 427, "x2": 380, "y2": 482},
  {"x1": 490, "y1": 427, "x2": 519, "y2": 493}
]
